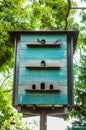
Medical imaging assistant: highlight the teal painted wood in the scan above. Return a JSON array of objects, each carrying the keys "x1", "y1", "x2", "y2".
[
  {"x1": 18, "y1": 75, "x2": 67, "y2": 85},
  {"x1": 19, "y1": 59, "x2": 67, "y2": 68},
  {"x1": 20, "y1": 42, "x2": 67, "y2": 50},
  {"x1": 19, "y1": 68, "x2": 67, "y2": 76},
  {"x1": 72, "y1": 127, "x2": 86, "y2": 130},
  {"x1": 18, "y1": 34, "x2": 68, "y2": 105},
  {"x1": 18, "y1": 93, "x2": 68, "y2": 104},
  {"x1": 20, "y1": 34, "x2": 67, "y2": 42},
  {"x1": 20, "y1": 49, "x2": 67, "y2": 59},
  {"x1": 18, "y1": 85, "x2": 67, "y2": 94}
]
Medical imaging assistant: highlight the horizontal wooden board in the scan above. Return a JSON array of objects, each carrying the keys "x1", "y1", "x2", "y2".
[
  {"x1": 20, "y1": 34, "x2": 67, "y2": 42},
  {"x1": 18, "y1": 85, "x2": 67, "y2": 94},
  {"x1": 18, "y1": 75, "x2": 67, "y2": 86},
  {"x1": 19, "y1": 49, "x2": 67, "y2": 59},
  {"x1": 18, "y1": 93, "x2": 68, "y2": 104},
  {"x1": 20, "y1": 41, "x2": 67, "y2": 49},
  {"x1": 19, "y1": 59, "x2": 67, "y2": 68},
  {"x1": 19, "y1": 68, "x2": 67, "y2": 76}
]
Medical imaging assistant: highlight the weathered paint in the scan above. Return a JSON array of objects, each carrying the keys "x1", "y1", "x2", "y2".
[
  {"x1": 19, "y1": 68, "x2": 67, "y2": 76},
  {"x1": 20, "y1": 49, "x2": 67, "y2": 59},
  {"x1": 18, "y1": 85, "x2": 67, "y2": 94},
  {"x1": 20, "y1": 42, "x2": 67, "y2": 49},
  {"x1": 18, "y1": 75, "x2": 67, "y2": 85},
  {"x1": 18, "y1": 93, "x2": 68, "y2": 104},
  {"x1": 17, "y1": 34, "x2": 68, "y2": 104},
  {"x1": 20, "y1": 34, "x2": 67, "y2": 42},
  {"x1": 19, "y1": 59, "x2": 67, "y2": 68}
]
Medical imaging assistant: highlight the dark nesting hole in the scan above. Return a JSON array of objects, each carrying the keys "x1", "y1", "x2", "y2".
[
  {"x1": 50, "y1": 84, "x2": 54, "y2": 90},
  {"x1": 41, "y1": 60, "x2": 46, "y2": 67},
  {"x1": 41, "y1": 39, "x2": 46, "y2": 44},
  {"x1": 54, "y1": 39, "x2": 61, "y2": 45},
  {"x1": 32, "y1": 84, "x2": 36, "y2": 90},
  {"x1": 37, "y1": 39, "x2": 46, "y2": 44},
  {"x1": 40, "y1": 82, "x2": 45, "y2": 90}
]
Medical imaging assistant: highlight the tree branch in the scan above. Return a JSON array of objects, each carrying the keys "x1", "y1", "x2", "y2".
[
  {"x1": 0, "y1": 75, "x2": 12, "y2": 87},
  {"x1": 71, "y1": 7, "x2": 86, "y2": 9},
  {"x1": 64, "y1": 0, "x2": 71, "y2": 30},
  {"x1": 2, "y1": 89, "x2": 12, "y2": 92}
]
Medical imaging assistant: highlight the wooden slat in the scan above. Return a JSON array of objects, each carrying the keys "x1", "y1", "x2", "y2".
[
  {"x1": 18, "y1": 75, "x2": 67, "y2": 86},
  {"x1": 26, "y1": 43, "x2": 60, "y2": 47},
  {"x1": 25, "y1": 66, "x2": 60, "y2": 69},
  {"x1": 20, "y1": 41, "x2": 67, "y2": 49},
  {"x1": 19, "y1": 68, "x2": 67, "y2": 76},
  {"x1": 18, "y1": 85, "x2": 67, "y2": 94},
  {"x1": 18, "y1": 93, "x2": 68, "y2": 104},
  {"x1": 19, "y1": 49, "x2": 67, "y2": 59},
  {"x1": 20, "y1": 34, "x2": 67, "y2": 42},
  {"x1": 18, "y1": 71, "x2": 67, "y2": 84},
  {"x1": 25, "y1": 89, "x2": 60, "y2": 92},
  {"x1": 19, "y1": 59, "x2": 67, "y2": 68}
]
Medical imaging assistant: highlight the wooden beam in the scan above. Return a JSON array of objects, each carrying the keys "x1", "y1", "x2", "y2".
[
  {"x1": 71, "y1": 7, "x2": 86, "y2": 9},
  {"x1": 40, "y1": 110, "x2": 47, "y2": 130}
]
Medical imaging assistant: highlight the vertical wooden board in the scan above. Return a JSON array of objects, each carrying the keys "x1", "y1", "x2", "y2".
[{"x1": 18, "y1": 93, "x2": 68, "y2": 104}]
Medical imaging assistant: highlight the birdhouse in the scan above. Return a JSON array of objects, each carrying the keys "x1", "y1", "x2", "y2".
[{"x1": 9, "y1": 30, "x2": 78, "y2": 112}]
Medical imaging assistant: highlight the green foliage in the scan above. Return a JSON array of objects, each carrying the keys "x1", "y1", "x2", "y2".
[
  {"x1": 0, "y1": 0, "x2": 30, "y2": 71},
  {"x1": 73, "y1": 54, "x2": 86, "y2": 126},
  {"x1": 0, "y1": 0, "x2": 78, "y2": 70},
  {"x1": 0, "y1": 69, "x2": 22, "y2": 130},
  {"x1": 0, "y1": 0, "x2": 86, "y2": 129},
  {"x1": 0, "y1": 88, "x2": 13, "y2": 129}
]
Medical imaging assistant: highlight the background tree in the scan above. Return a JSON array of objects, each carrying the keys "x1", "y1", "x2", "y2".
[
  {"x1": 0, "y1": 0, "x2": 77, "y2": 71},
  {"x1": 0, "y1": 0, "x2": 30, "y2": 70},
  {"x1": 0, "y1": 0, "x2": 30, "y2": 129},
  {"x1": 0, "y1": 0, "x2": 86, "y2": 129}
]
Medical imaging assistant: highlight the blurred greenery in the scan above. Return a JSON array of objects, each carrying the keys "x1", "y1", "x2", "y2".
[{"x1": 0, "y1": 0, "x2": 86, "y2": 129}]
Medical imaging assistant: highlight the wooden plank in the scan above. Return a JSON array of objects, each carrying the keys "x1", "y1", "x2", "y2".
[
  {"x1": 25, "y1": 66, "x2": 61, "y2": 69},
  {"x1": 25, "y1": 90, "x2": 61, "y2": 93},
  {"x1": 19, "y1": 68, "x2": 67, "y2": 76},
  {"x1": 26, "y1": 43, "x2": 61, "y2": 47},
  {"x1": 18, "y1": 93, "x2": 68, "y2": 104},
  {"x1": 19, "y1": 49, "x2": 67, "y2": 59},
  {"x1": 20, "y1": 34, "x2": 67, "y2": 42},
  {"x1": 18, "y1": 71, "x2": 67, "y2": 82},
  {"x1": 40, "y1": 110, "x2": 47, "y2": 130},
  {"x1": 20, "y1": 41, "x2": 67, "y2": 49},
  {"x1": 19, "y1": 59, "x2": 67, "y2": 68},
  {"x1": 18, "y1": 85, "x2": 67, "y2": 94},
  {"x1": 18, "y1": 75, "x2": 67, "y2": 86},
  {"x1": 67, "y1": 36, "x2": 74, "y2": 105}
]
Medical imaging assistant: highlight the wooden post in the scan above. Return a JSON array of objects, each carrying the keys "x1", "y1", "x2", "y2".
[{"x1": 40, "y1": 110, "x2": 47, "y2": 130}]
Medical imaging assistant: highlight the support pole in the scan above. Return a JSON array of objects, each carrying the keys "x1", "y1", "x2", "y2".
[{"x1": 40, "y1": 110, "x2": 47, "y2": 130}]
